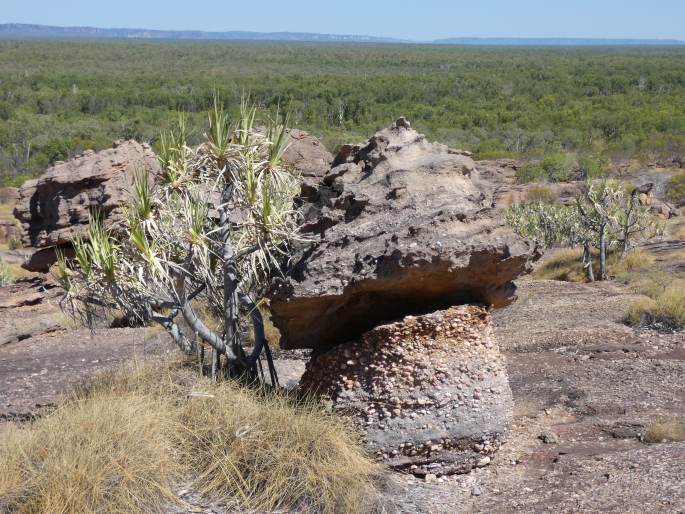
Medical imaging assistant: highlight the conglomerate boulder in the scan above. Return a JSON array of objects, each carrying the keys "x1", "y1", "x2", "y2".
[
  {"x1": 14, "y1": 140, "x2": 161, "y2": 249},
  {"x1": 269, "y1": 118, "x2": 536, "y2": 350},
  {"x1": 300, "y1": 305, "x2": 512, "y2": 476}
]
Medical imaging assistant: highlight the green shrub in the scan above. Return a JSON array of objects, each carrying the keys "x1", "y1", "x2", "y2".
[
  {"x1": 0, "y1": 260, "x2": 14, "y2": 286},
  {"x1": 517, "y1": 153, "x2": 576, "y2": 183},
  {"x1": 578, "y1": 154, "x2": 609, "y2": 180},
  {"x1": 666, "y1": 172, "x2": 685, "y2": 207}
]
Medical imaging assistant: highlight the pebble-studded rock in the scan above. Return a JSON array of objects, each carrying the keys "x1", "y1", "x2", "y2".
[{"x1": 300, "y1": 305, "x2": 513, "y2": 477}]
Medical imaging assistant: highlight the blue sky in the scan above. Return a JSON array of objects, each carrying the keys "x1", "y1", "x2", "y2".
[{"x1": 3, "y1": 0, "x2": 685, "y2": 41}]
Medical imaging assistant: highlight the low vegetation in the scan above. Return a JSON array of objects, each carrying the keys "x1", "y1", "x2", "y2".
[
  {"x1": 58, "y1": 99, "x2": 300, "y2": 379},
  {"x1": 626, "y1": 277, "x2": 685, "y2": 329},
  {"x1": 666, "y1": 172, "x2": 685, "y2": 207},
  {"x1": 531, "y1": 248, "x2": 588, "y2": 282},
  {"x1": 0, "y1": 259, "x2": 15, "y2": 286},
  {"x1": 516, "y1": 153, "x2": 609, "y2": 183},
  {"x1": 667, "y1": 217, "x2": 685, "y2": 240},
  {"x1": 643, "y1": 419, "x2": 685, "y2": 443},
  {"x1": 533, "y1": 245, "x2": 684, "y2": 329},
  {"x1": 524, "y1": 185, "x2": 555, "y2": 204},
  {"x1": 506, "y1": 181, "x2": 657, "y2": 281},
  {"x1": 532, "y1": 246, "x2": 655, "y2": 282},
  {"x1": 0, "y1": 362, "x2": 380, "y2": 514},
  {"x1": 0, "y1": 392, "x2": 178, "y2": 513},
  {"x1": 2, "y1": 41, "x2": 685, "y2": 186}
]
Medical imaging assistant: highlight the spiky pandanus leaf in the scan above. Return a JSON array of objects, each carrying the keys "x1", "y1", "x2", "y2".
[
  {"x1": 60, "y1": 96, "x2": 304, "y2": 368},
  {"x1": 266, "y1": 107, "x2": 291, "y2": 169},
  {"x1": 207, "y1": 93, "x2": 231, "y2": 167}
]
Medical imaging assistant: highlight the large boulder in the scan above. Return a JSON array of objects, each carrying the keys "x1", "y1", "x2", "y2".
[
  {"x1": 300, "y1": 305, "x2": 512, "y2": 476},
  {"x1": 269, "y1": 119, "x2": 536, "y2": 350},
  {"x1": 14, "y1": 140, "x2": 161, "y2": 249}
]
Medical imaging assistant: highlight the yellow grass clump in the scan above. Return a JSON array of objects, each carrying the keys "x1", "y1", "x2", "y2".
[
  {"x1": 532, "y1": 248, "x2": 588, "y2": 282},
  {"x1": 644, "y1": 419, "x2": 685, "y2": 443},
  {"x1": 180, "y1": 382, "x2": 379, "y2": 513},
  {"x1": 609, "y1": 247, "x2": 656, "y2": 274},
  {"x1": 0, "y1": 362, "x2": 380, "y2": 514},
  {"x1": 627, "y1": 278, "x2": 685, "y2": 329},
  {"x1": 533, "y1": 247, "x2": 657, "y2": 283},
  {"x1": 0, "y1": 393, "x2": 178, "y2": 514},
  {"x1": 525, "y1": 185, "x2": 555, "y2": 204}
]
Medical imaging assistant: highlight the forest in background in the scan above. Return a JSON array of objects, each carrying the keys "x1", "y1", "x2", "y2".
[{"x1": 1, "y1": 40, "x2": 685, "y2": 186}]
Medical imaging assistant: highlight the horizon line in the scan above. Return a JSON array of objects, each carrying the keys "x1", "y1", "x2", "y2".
[{"x1": 1, "y1": 23, "x2": 684, "y2": 45}]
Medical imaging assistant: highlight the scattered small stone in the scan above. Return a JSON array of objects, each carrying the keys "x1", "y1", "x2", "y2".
[
  {"x1": 539, "y1": 431, "x2": 559, "y2": 444},
  {"x1": 477, "y1": 456, "x2": 491, "y2": 467}
]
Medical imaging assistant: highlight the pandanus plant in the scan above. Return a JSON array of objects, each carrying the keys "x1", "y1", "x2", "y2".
[
  {"x1": 58, "y1": 98, "x2": 302, "y2": 381},
  {"x1": 505, "y1": 180, "x2": 658, "y2": 282}
]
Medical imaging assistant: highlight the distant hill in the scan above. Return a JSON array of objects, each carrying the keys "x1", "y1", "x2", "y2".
[
  {"x1": 433, "y1": 37, "x2": 685, "y2": 46},
  {"x1": 1, "y1": 24, "x2": 683, "y2": 45},
  {"x1": 0, "y1": 23, "x2": 406, "y2": 43}
]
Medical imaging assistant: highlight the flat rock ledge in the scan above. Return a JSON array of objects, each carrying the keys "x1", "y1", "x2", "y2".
[{"x1": 300, "y1": 305, "x2": 512, "y2": 477}]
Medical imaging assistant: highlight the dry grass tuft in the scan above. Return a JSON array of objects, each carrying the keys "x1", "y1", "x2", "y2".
[
  {"x1": 180, "y1": 382, "x2": 379, "y2": 513},
  {"x1": 525, "y1": 185, "x2": 555, "y2": 204},
  {"x1": 0, "y1": 259, "x2": 34, "y2": 283},
  {"x1": 0, "y1": 259, "x2": 14, "y2": 286},
  {"x1": 532, "y1": 248, "x2": 588, "y2": 282},
  {"x1": 0, "y1": 362, "x2": 380, "y2": 514},
  {"x1": 644, "y1": 419, "x2": 685, "y2": 443},
  {"x1": 0, "y1": 392, "x2": 178, "y2": 514},
  {"x1": 667, "y1": 218, "x2": 685, "y2": 240},
  {"x1": 532, "y1": 247, "x2": 684, "y2": 329},
  {"x1": 609, "y1": 247, "x2": 656, "y2": 274},
  {"x1": 533, "y1": 247, "x2": 657, "y2": 283},
  {"x1": 626, "y1": 277, "x2": 685, "y2": 329}
]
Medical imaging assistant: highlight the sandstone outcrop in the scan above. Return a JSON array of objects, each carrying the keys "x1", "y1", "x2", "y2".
[
  {"x1": 283, "y1": 128, "x2": 333, "y2": 178},
  {"x1": 474, "y1": 160, "x2": 588, "y2": 208},
  {"x1": 14, "y1": 140, "x2": 161, "y2": 250},
  {"x1": 0, "y1": 277, "x2": 64, "y2": 345},
  {"x1": 13, "y1": 132, "x2": 330, "y2": 271},
  {"x1": 13, "y1": 140, "x2": 161, "y2": 271},
  {"x1": 269, "y1": 119, "x2": 536, "y2": 350},
  {"x1": 300, "y1": 305, "x2": 512, "y2": 476}
]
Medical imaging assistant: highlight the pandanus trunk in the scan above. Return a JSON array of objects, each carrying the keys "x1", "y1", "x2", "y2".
[
  {"x1": 219, "y1": 191, "x2": 246, "y2": 377},
  {"x1": 582, "y1": 243, "x2": 595, "y2": 282},
  {"x1": 598, "y1": 223, "x2": 607, "y2": 281}
]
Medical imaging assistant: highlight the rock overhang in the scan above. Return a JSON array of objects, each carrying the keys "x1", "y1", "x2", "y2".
[{"x1": 269, "y1": 119, "x2": 536, "y2": 350}]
